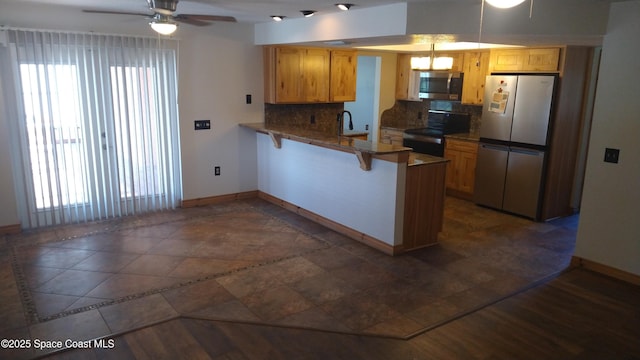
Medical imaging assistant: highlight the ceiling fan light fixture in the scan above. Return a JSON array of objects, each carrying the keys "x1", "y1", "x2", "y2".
[
  {"x1": 271, "y1": 15, "x2": 285, "y2": 21},
  {"x1": 301, "y1": 10, "x2": 316, "y2": 17},
  {"x1": 485, "y1": 0, "x2": 526, "y2": 8},
  {"x1": 336, "y1": 3, "x2": 353, "y2": 11},
  {"x1": 150, "y1": 15, "x2": 177, "y2": 35}
]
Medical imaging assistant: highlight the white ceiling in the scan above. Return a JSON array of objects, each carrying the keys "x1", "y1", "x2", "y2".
[{"x1": 2, "y1": 0, "x2": 424, "y2": 24}]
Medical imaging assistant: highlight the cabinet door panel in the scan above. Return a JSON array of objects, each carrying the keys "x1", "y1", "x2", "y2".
[
  {"x1": 302, "y1": 48, "x2": 330, "y2": 102},
  {"x1": 458, "y1": 151, "x2": 477, "y2": 194},
  {"x1": 444, "y1": 150, "x2": 460, "y2": 189},
  {"x1": 330, "y1": 50, "x2": 357, "y2": 102},
  {"x1": 395, "y1": 54, "x2": 412, "y2": 100},
  {"x1": 275, "y1": 48, "x2": 304, "y2": 103},
  {"x1": 491, "y1": 50, "x2": 525, "y2": 71},
  {"x1": 462, "y1": 51, "x2": 489, "y2": 105},
  {"x1": 523, "y1": 48, "x2": 560, "y2": 71}
]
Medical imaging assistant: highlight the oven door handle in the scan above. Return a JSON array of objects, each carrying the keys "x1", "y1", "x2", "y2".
[{"x1": 403, "y1": 133, "x2": 443, "y2": 144}]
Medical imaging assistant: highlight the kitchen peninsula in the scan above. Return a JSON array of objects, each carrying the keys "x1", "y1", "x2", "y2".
[{"x1": 240, "y1": 122, "x2": 448, "y2": 255}]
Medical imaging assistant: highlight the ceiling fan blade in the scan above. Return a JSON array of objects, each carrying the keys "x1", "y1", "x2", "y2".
[
  {"x1": 177, "y1": 14, "x2": 237, "y2": 22},
  {"x1": 83, "y1": 9, "x2": 151, "y2": 17},
  {"x1": 173, "y1": 16, "x2": 211, "y2": 27}
]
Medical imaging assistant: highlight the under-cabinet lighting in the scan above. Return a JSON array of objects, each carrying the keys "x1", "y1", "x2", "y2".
[
  {"x1": 431, "y1": 57, "x2": 454, "y2": 70},
  {"x1": 410, "y1": 56, "x2": 453, "y2": 70},
  {"x1": 410, "y1": 57, "x2": 431, "y2": 70}
]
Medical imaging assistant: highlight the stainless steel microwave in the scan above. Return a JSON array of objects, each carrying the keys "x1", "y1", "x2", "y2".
[{"x1": 410, "y1": 71, "x2": 464, "y2": 101}]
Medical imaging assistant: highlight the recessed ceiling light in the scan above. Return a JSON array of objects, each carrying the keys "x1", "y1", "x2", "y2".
[
  {"x1": 336, "y1": 3, "x2": 353, "y2": 11},
  {"x1": 271, "y1": 15, "x2": 285, "y2": 21},
  {"x1": 301, "y1": 10, "x2": 316, "y2": 17}
]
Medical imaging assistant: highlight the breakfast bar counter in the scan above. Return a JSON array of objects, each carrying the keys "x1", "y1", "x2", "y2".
[{"x1": 240, "y1": 122, "x2": 448, "y2": 255}]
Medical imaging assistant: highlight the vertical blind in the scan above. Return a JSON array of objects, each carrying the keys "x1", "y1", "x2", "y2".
[{"x1": 2, "y1": 29, "x2": 182, "y2": 228}]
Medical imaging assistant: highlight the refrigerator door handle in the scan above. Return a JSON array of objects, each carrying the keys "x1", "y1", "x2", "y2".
[
  {"x1": 509, "y1": 147, "x2": 544, "y2": 156},
  {"x1": 480, "y1": 144, "x2": 508, "y2": 152}
]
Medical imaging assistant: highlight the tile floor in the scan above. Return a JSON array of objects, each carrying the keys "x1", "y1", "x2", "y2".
[{"x1": 0, "y1": 197, "x2": 578, "y2": 359}]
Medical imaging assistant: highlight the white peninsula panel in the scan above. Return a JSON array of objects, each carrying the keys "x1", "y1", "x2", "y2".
[{"x1": 256, "y1": 132, "x2": 406, "y2": 247}]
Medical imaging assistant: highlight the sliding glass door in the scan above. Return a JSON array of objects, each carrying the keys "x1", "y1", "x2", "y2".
[{"x1": 5, "y1": 30, "x2": 181, "y2": 228}]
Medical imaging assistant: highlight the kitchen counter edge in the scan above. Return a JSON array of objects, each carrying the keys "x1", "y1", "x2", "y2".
[{"x1": 240, "y1": 123, "x2": 447, "y2": 167}]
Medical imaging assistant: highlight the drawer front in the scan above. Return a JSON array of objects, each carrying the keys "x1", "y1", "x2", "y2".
[{"x1": 446, "y1": 139, "x2": 478, "y2": 153}]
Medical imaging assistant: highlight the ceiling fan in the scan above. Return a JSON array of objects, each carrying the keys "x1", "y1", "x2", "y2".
[{"x1": 83, "y1": 0, "x2": 237, "y2": 35}]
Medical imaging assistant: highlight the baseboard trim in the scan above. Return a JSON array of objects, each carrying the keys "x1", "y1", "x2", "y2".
[
  {"x1": 181, "y1": 191, "x2": 259, "y2": 208},
  {"x1": 571, "y1": 256, "x2": 640, "y2": 286},
  {"x1": 258, "y1": 191, "x2": 402, "y2": 256},
  {"x1": 0, "y1": 223, "x2": 21, "y2": 235}
]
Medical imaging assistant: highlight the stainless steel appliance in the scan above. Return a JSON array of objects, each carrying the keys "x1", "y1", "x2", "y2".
[
  {"x1": 409, "y1": 71, "x2": 464, "y2": 101},
  {"x1": 403, "y1": 110, "x2": 470, "y2": 157},
  {"x1": 474, "y1": 74, "x2": 557, "y2": 220}
]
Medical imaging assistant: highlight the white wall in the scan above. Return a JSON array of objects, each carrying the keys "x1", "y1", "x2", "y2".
[
  {"x1": 575, "y1": 1, "x2": 640, "y2": 276},
  {"x1": 177, "y1": 26, "x2": 262, "y2": 200},
  {"x1": 345, "y1": 56, "x2": 378, "y2": 140},
  {"x1": 0, "y1": 2, "x2": 262, "y2": 227}
]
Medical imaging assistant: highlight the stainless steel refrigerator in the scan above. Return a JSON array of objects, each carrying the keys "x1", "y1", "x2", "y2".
[{"x1": 474, "y1": 75, "x2": 556, "y2": 220}]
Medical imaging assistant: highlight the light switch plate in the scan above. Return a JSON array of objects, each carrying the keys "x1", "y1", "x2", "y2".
[{"x1": 194, "y1": 120, "x2": 210, "y2": 130}]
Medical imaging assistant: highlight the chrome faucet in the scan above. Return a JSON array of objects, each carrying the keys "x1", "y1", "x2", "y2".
[{"x1": 337, "y1": 110, "x2": 353, "y2": 138}]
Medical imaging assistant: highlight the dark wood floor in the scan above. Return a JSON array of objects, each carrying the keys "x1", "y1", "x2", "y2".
[{"x1": 42, "y1": 267, "x2": 640, "y2": 359}]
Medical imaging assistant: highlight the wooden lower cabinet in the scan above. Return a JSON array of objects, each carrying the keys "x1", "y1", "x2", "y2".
[
  {"x1": 444, "y1": 138, "x2": 478, "y2": 200},
  {"x1": 403, "y1": 162, "x2": 447, "y2": 251}
]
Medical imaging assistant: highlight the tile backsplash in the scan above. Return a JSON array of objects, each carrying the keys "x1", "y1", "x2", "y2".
[
  {"x1": 265, "y1": 103, "x2": 344, "y2": 135},
  {"x1": 264, "y1": 100, "x2": 483, "y2": 137},
  {"x1": 381, "y1": 100, "x2": 482, "y2": 133}
]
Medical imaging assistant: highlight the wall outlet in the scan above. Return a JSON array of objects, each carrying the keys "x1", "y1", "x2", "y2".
[
  {"x1": 214, "y1": 166, "x2": 221, "y2": 176},
  {"x1": 604, "y1": 148, "x2": 620, "y2": 164},
  {"x1": 310, "y1": 115, "x2": 315, "y2": 124},
  {"x1": 246, "y1": 94, "x2": 252, "y2": 104}
]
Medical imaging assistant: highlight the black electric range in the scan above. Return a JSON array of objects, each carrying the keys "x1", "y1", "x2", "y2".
[{"x1": 403, "y1": 110, "x2": 471, "y2": 157}]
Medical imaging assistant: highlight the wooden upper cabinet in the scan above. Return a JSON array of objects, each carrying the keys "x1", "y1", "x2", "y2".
[
  {"x1": 329, "y1": 50, "x2": 357, "y2": 102},
  {"x1": 264, "y1": 46, "x2": 356, "y2": 104},
  {"x1": 461, "y1": 50, "x2": 490, "y2": 105},
  {"x1": 270, "y1": 47, "x2": 304, "y2": 103},
  {"x1": 301, "y1": 48, "x2": 330, "y2": 103},
  {"x1": 523, "y1": 48, "x2": 561, "y2": 71},
  {"x1": 489, "y1": 47, "x2": 561, "y2": 72},
  {"x1": 395, "y1": 54, "x2": 414, "y2": 100}
]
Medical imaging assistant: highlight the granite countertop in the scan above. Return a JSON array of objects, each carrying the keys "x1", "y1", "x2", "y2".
[
  {"x1": 408, "y1": 152, "x2": 449, "y2": 166},
  {"x1": 240, "y1": 122, "x2": 411, "y2": 155}
]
